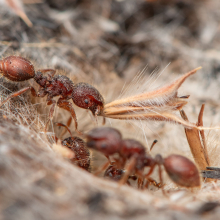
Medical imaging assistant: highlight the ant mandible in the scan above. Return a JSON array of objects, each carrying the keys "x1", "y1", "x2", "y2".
[
  {"x1": 86, "y1": 127, "x2": 201, "y2": 190},
  {"x1": 0, "y1": 56, "x2": 104, "y2": 133}
]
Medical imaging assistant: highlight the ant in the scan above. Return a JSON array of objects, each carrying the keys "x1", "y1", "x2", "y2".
[
  {"x1": 0, "y1": 56, "x2": 104, "y2": 133},
  {"x1": 104, "y1": 163, "x2": 138, "y2": 185},
  {"x1": 55, "y1": 122, "x2": 91, "y2": 171},
  {"x1": 86, "y1": 127, "x2": 201, "y2": 190},
  {"x1": 104, "y1": 164, "x2": 161, "y2": 189}
]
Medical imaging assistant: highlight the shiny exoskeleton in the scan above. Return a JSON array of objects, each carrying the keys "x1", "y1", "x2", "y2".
[
  {"x1": 0, "y1": 56, "x2": 104, "y2": 133},
  {"x1": 86, "y1": 127, "x2": 201, "y2": 189}
]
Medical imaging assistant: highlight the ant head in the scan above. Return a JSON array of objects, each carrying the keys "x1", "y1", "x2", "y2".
[
  {"x1": 104, "y1": 164, "x2": 125, "y2": 181},
  {"x1": 0, "y1": 56, "x2": 35, "y2": 81},
  {"x1": 72, "y1": 83, "x2": 104, "y2": 116},
  {"x1": 61, "y1": 136, "x2": 85, "y2": 150},
  {"x1": 120, "y1": 139, "x2": 146, "y2": 159},
  {"x1": 86, "y1": 127, "x2": 122, "y2": 156},
  {"x1": 163, "y1": 154, "x2": 201, "y2": 188},
  {"x1": 62, "y1": 136, "x2": 90, "y2": 171}
]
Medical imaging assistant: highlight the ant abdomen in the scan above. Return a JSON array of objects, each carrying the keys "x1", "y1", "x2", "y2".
[
  {"x1": 62, "y1": 136, "x2": 90, "y2": 171},
  {"x1": 72, "y1": 82, "x2": 104, "y2": 116},
  {"x1": 163, "y1": 154, "x2": 201, "y2": 188},
  {"x1": 0, "y1": 56, "x2": 35, "y2": 81}
]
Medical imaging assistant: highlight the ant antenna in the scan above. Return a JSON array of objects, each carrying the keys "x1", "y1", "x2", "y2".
[
  {"x1": 55, "y1": 122, "x2": 73, "y2": 138},
  {"x1": 150, "y1": 140, "x2": 158, "y2": 151},
  {"x1": 59, "y1": 117, "x2": 72, "y2": 139}
]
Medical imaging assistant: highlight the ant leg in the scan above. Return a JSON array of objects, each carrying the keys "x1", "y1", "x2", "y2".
[
  {"x1": 137, "y1": 177, "x2": 143, "y2": 189},
  {"x1": 144, "y1": 164, "x2": 156, "y2": 188},
  {"x1": 55, "y1": 122, "x2": 73, "y2": 138},
  {"x1": 145, "y1": 164, "x2": 156, "y2": 178},
  {"x1": 94, "y1": 156, "x2": 111, "y2": 176},
  {"x1": 0, "y1": 86, "x2": 39, "y2": 108},
  {"x1": 59, "y1": 117, "x2": 72, "y2": 139},
  {"x1": 145, "y1": 177, "x2": 162, "y2": 189},
  {"x1": 119, "y1": 156, "x2": 137, "y2": 186},
  {"x1": 158, "y1": 165, "x2": 166, "y2": 195},
  {"x1": 112, "y1": 157, "x2": 126, "y2": 169},
  {"x1": 136, "y1": 170, "x2": 144, "y2": 189},
  {"x1": 44, "y1": 98, "x2": 56, "y2": 132},
  {"x1": 57, "y1": 98, "x2": 82, "y2": 135}
]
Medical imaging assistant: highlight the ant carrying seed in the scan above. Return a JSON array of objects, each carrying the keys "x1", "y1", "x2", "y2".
[
  {"x1": 86, "y1": 127, "x2": 201, "y2": 191},
  {"x1": 55, "y1": 122, "x2": 91, "y2": 171},
  {"x1": 0, "y1": 55, "x2": 104, "y2": 133}
]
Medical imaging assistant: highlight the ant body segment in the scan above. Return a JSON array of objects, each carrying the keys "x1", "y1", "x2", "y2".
[
  {"x1": 61, "y1": 136, "x2": 91, "y2": 171},
  {"x1": 104, "y1": 163, "x2": 138, "y2": 185},
  {"x1": 86, "y1": 127, "x2": 201, "y2": 190},
  {"x1": 0, "y1": 56, "x2": 104, "y2": 133},
  {"x1": 55, "y1": 122, "x2": 91, "y2": 171},
  {"x1": 104, "y1": 164, "x2": 161, "y2": 189}
]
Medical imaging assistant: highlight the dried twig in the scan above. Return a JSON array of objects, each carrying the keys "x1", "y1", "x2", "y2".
[
  {"x1": 6, "y1": 0, "x2": 33, "y2": 27},
  {"x1": 180, "y1": 108, "x2": 209, "y2": 171},
  {"x1": 103, "y1": 67, "x2": 220, "y2": 131},
  {"x1": 197, "y1": 104, "x2": 210, "y2": 165},
  {"x1": 180, "y1": 106, "x2": 213, "y2": 182}
]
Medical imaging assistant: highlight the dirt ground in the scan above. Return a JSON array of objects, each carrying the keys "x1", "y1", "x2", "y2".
[{"x1": 1, "y1": 0, "x2": 220, "y2": 219}]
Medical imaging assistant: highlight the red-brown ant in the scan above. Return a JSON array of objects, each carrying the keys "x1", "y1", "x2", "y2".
[
  {"x1": 104, "y1": 163, "x2": 125, "y2": 181},
  {"x1": 104, "y1": 164, "x2": 161, "y2": 189},
  {"x1": 104, "y1": 163, "x2": 138, "y2": 185},
  {"x1": 55, "y1": 122, "x2": 90, "y2": 171},
  {"x1": 61, "y1": 136, "x2": 90, "y2": 171},
  {"x1": 0, "y1": 56, "x2": 104, "y2": 133},
  {"x1": 86, "y1": 127, "x2": 201, "y2": 190}
]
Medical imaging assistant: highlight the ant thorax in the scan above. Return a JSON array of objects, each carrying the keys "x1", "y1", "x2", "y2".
[
  {"x1": 120, "y1": 139, "x2": 146, "y2": 159},
  {"x1": 34, "y1": 72, "x2": 75, "y2": 98},
  {"x1": 34, "y1": 71, "x2": 48, "y2": 87},
  {"x1": 49, "y1": 75, "x2": 74, "y2": 97}
]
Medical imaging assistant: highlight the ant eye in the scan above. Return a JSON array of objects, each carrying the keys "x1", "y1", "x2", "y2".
[{"x1": 84, "y1": 99, "x2": 89, "y2": 104}]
